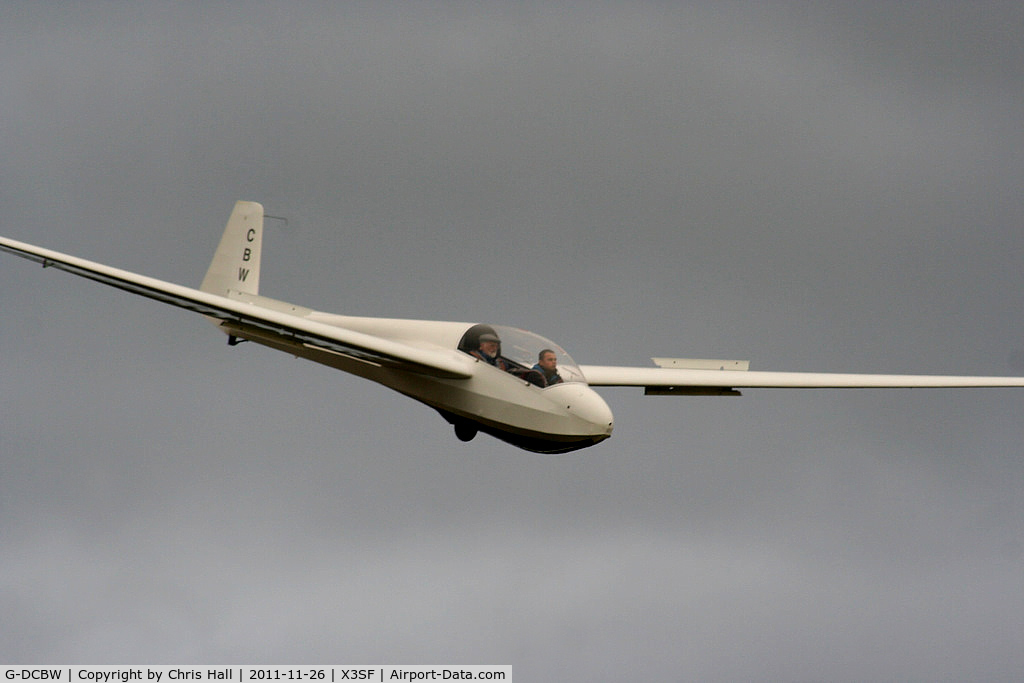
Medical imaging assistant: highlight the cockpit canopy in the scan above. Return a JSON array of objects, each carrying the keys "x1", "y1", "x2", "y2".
[{"x1": 458, "y1": 324, "x2": 586, "y2": 384}]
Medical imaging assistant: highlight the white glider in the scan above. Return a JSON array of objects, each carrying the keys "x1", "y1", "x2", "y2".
[{"x1": 3, "y1": 201, "x2": 1022, "y2": 453}]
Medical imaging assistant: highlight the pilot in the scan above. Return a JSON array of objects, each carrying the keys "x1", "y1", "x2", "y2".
[
  {"x1": 470, "y1": 332, "x2": 509, "y2": 369},
  {"x1": 533, "y1": 348, "x2": 563, "y2": 386}
]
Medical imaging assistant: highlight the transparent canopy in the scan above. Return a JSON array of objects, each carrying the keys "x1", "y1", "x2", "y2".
[{"x1": 458, "y1": 324, "x2": 586, "y2": 385}]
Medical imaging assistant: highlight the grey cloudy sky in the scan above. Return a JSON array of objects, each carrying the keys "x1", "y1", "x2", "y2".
[{"x1": 2, "y1": 2, "x2": 1023, "y2": 679}]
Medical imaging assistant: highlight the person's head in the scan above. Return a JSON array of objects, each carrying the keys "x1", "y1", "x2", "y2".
[
  {"x1": 537, "y1": 349, "x2": 557, "y2": 371},
  {"x1": 478, "y1": 333, "x2": 501, "y2": 357}
]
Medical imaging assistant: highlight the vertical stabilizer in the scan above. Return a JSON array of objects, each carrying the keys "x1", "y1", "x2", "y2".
[{"x1": 200, "y1": 200, "x2": 263, "y2": 297}]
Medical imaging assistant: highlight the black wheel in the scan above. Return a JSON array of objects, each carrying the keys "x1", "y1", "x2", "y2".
[{"x1": 454, "y1": 422, "x2": 478, "y2": 442}]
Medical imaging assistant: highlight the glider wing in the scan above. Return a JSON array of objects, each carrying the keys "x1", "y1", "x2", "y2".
[{"x1": 0, "y1": 236, "x2": 473, "y2": 379}]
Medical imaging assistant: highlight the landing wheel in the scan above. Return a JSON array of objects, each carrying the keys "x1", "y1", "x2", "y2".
[{"x1": 454, "y1": 422, "x2": 478, "y2": 442}]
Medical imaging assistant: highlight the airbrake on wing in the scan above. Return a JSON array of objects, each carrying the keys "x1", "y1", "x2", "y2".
[{"x1": 643, "y1": 358, "x2": 748, "y2": 396}]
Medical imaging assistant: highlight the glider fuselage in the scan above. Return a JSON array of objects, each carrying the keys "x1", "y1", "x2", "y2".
[{"x1": 220, "y1": 309, "x2": 614, "y2": 453}]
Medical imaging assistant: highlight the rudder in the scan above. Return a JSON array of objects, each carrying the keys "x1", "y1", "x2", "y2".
[{"x1": 200, "y1": 200, "x2": 263, "y2": 297}]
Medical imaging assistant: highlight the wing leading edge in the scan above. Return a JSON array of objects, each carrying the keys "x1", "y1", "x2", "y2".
[
  {"x1": 580, "y1": 363, "x2": 1024, "y2": 394},
  {"x1": 0, "y1": 236, "x2": 473, "y2": 379}
]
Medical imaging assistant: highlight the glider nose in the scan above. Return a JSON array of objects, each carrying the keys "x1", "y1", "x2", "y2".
[
  {"x1": 575, "y1": 386, "x2": 615, "y2": 438},
  {"x1": 547, "y1": 383, "x2": 614, "y2": 437}
]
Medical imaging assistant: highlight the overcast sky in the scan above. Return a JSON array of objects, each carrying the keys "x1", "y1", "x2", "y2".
[{"x1": 2, "y1": 1, "x2": 1023, "y2": 679}]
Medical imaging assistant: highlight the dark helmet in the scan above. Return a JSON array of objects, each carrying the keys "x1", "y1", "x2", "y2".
[{"x1": 458, "y1": 324, "x2": 502, "y2": 354}]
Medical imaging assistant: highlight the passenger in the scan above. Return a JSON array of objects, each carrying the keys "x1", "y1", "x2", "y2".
[{"x1": 532, "y1": 348, "x2": 563, "y2": 386}]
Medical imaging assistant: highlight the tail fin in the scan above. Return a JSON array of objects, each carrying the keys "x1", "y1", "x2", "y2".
[{"x1": 200, "y1": 200, "x2": 263, "y2": 297}]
